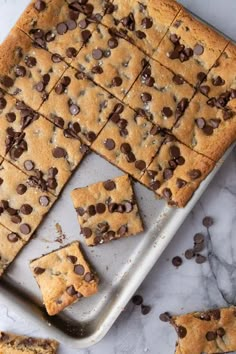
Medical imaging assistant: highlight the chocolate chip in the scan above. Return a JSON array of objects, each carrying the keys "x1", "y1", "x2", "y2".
[
  {"x1": 34, "y1": 0, "x2": 46, "y2": 11},
  {"x1": 202, "y1": 216, "x2": 214, "y2": 228},
  {"x1": 67, "y1": 255, "x2": 77, "y2": 264},
  {"x1": 126, "y1": 151, "x2": 136, "y2": 163},
  {"x1": 66, "y1": 47, "x2": 78, "y2": 58},
  {"x1": 142, "y1": 17, "x2": 153, "y2": 29},
  {"x1": 74, "y1": 264, "x2": 85, "y2": 275},
  {"x1": 217, "y1": 327, "x2": 225, "y2": 337},
  {"x1": 25, "y1": 56, "x2": 37, "y2": 68},
  {"x1": 206, "y1": 331, "x2": 217, "y2": 341},
  {"x1": 17, "y1": 184, "x2": 27, "y2": 195},
  {"x1": 141, "y1": 92, "x2": 152, "y2": 102},
  {"x1": 117, "y1": 224, "x2": 128, "y2": 237},
  {"x1": 212, "y1": 76, "x2": 225, "y2": 86},
  {"x1": 39, "y1": 196, "x2": 50, "y2": 206},
  {"x1": 177, "y1": 326, "x2": 187, "y2": 338},
  {"x1": 172, "y1": 74, "x2": 185, "y2": 85},
  {"x1": 197, "y1": 72, "x2": 206, "y2": 82},
  {"x1": 81, "y1": 29, "x2": 92, "y2": 43},
  {"x1": 96, "y1": 203, "x2": 106, "y2": 214},
  {"x1": 210, "y1": 309, "x2": 221, "y2": 320},
  {"x1": 51, "y1": 53, "x2": 63, "y2": 63},
  {"x1": 150, "y1": 180, "x2": 160, "y2": 191},
  {"x1": 11, "y1": 216, "x2": 22, "y2": 225},
  {"x1": 76, "y1": 207, "x2": 85, "y2": 216},
  {"x1": 172, "y1": 256, "x2": 182, "y2": 267},
  {"x1": 7, "y1": 233, "x2": 19, "y2": 242},
  {"x1": 88, "y1": 205, "x2": 96, "y2": 216},
  {"x1": 108, "y1": 37, "x2": 118, "y2": 49},
  {"x1": 188, "y1": 169, "x2": 201, "y2": 180},
  {"x1": 20, "y1": 204, "x2": 33, "y2": 215},
  {"x1": 169, "y1": 145, "x2": 180, "y2": 158},
  {"x1": 203, "y1": 125, "x2": 214, "y2": 136},
  {"x1": 34, "y1": 266, "x2": 45, "y2": 275},
  {"x1": 92, "y1": 48, "x2": 103, "y2": 60},
  {"x1": 52, "y1": 147, "x2": 67, "y2": 158},
  {"x1": 112, "y1": 76, "x2": 122, "y2": 87},
  {"x1": 124, "y1": 201, "x2": 133, "y2": 213},
  {"x1": 194, "y1": 233, "x2": 204, "y2": 244},
  {"x1": 15, "y1": 65, "x2": 26, "y2": 77},
  {"x1": 132, "y1": 294, "x2": 143, "y2": 305},
  {"x1": 103, "y1": 180, "x2": 116, "y2": 191},
  {"x1": 185, "y1": 249, "x2": 195, "y2": 260},
  {"x1": 1, "y1": 75, "x2": 14, "y2": 88},
  {"x1": 162, "y1": 188, "x2": 172, "y2": 200},
  {"x1": 141, "y1": 305, "x2": 151, "y2": 315},
  {"x1": 82, "y1": 227, "x2": 92, "y2": 238},
  {"x1": 69, "y1": 104, "x2": 80, "y2": 116},
  {"x1": 56, "y1": 22, "x2": 68, "y2": 35},
  {"x1": 66, "y1": 285, "x2": 77, "y2": 296},
  {"x1": 84, "y1": 272, "x2": 94, "y2": 282},
  {"x1": 87, "y1": 131, "x2": 96, "y2": 142},
  {"x1": 162, "y1": 107, "x2": 173, "y2": 118},
  {"x1": 20, "y1": 223, "x2": 31, "y2": 235},
  {"x1": 67, "y1": 19, "x2": 77, "y2": 30},
  {"x1": 159, "y1": 312, "x2": 172, "y2": 322},
  {"x1": 35, "y1": 81, "x2": 45, "y2": 92},
  {"x1": 193, "y1": 243, "x2": 204, "y2": 253},
  {"x1": 199, "y1": 85, "x2": 210, "y2": 95},
  {"x1": 194, "y1": 44, "x2": 204, "y2": 55},
  {"x1": 104, "y1": 138, "x2": 115, "y2": 150},
  {"x1": 135, "y1": 160, "x2": 146, "y2": 171},
  {"x1": 195, "y1": 254, "x2": 207, "y2": 264},
  {"x1": 24, "y1": 160, "x2": 35, "y2": 171},
  {"x1": 195, "y1": 117, "x2": 206, "y2": 129},
  {"x1": 0, "y1": 97, "x2": 7, "y2": 109}
]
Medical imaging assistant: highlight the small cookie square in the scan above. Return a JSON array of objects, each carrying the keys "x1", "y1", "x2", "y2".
[
  {"x1": 30, "y1": 241, "x2": 98, "y2": 316},
  {"x1": 154, "y1": 9, "x2": 228, "y2": 86},
  {"x1": 71, "y1": 174, "x2": 144, "y2": 246},
  {"x1": 0, "y1": 27, "x2": 67, "y2": 111},
  {"x1": 39, "y1": 67, "x2": 117, "y2": 145},
  {"x1": 172, "y1": 93, "x2": 236, "y2": 161},
  {"x1": 0, "y1": 160, "x2": 56, "y2": 240},
  {"x1": 141, "y1": 136, "x2": 215, "y2": 207},
  {"x1": 71, "y1": 24, "x2": 147, "y2": 100},
  {"x1": 92, "y1": 103, "x2": 165, "y2": 180},
  {"x1": 0, "y1": 331, "x2": 58, "y2": 353},
  {"x1": 124, "y1": 58, "x2": 194, "y2": 130}
]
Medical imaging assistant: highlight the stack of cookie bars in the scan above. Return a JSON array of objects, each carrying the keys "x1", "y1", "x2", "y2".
[{"x1": 0, "y1": 0, "x2": 235, "y2": 277}]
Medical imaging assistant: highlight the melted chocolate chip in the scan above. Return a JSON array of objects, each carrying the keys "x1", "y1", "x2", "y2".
[{"x1": 34, "y1": 266, "x2": 45, "y2": 275}]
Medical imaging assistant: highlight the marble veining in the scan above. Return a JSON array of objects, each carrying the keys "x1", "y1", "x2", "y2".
[{"x1": 0, "y1": 1, "x2": 236, "y2": 353}]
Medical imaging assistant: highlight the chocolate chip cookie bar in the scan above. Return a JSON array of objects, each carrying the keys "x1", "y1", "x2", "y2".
[
  {"x1": 172, "y1": 93, "x2": 236, "y2": 161},
  {"x1": 141, "y1": 136, "x2": 215, "y2": 207},
  {"x1": 0, "y1": 160, "x2": 55, "y2": 240},
  {"x1": 39, "y1": 67, "x2": 117, "y2": 145},
  {"x1": 124, "y1": 58, "x2": 194, "y2": 130},
  {"x1": 0, "y1": 331, "x2": 58, "y2": 353},
  {"x1": 155, "y1": 9, "x2": 229, "y2": 87},
  {"x1": 0, "y1": 224, "x2": 25, "y2": 277},
  {"x1": 6, "y1": 115, "x2": 87, "y2": 196},
  {"x1": 0, "y1": 27, "x2": 67, "y2": 111},
  {"x1": 171, "y1": 307, "x2": 236, "y2": 354},
  {"x1": 71, "y1": 24, "x2": 147, "y2": 100},
  {"x1": 30, "y1": 241, "x2": 98, "y2": 315},
  {"x1": 71, "y1": 174, "x2": 143, "y2": 246}
]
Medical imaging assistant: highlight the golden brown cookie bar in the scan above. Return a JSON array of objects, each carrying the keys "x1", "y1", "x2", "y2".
[
  {"x1": 141, "y1": 136, "x2": 215, "y2": 207},
  {"x1": 16, "y1": 0, "x2": 104, "y2": 63},
  {"x1": 0, "y1": 27, "x2": 67, "y2": 111},
  {"x1": 92, "y1": 103, "x2": 165, "y2": 180},
  {"x1": 124, "y1": 58, "x2": 194, "y2": 130},
  {"x1": 71, "y1": 174, "x2": 143, "y2": 246},
  {"x1": 102, "y1": 0, "x2": 181, "y2": 57},
  {"x1": 39, "y1": 67, "x2": 117, "y2": 145},
  {"x1": 6, "y1": 115, "x2": 87, "y2": 196},
  {"x1": 0, "y1": 160, "x2": 55, "y2": 240},
  {"x1": 0, "y1": 224, "x2": 25, "y2": 277},
  {"x1": 0, "y1": 331, "x2": 58, "y2": 353},
  {"x1": 0, "y1": 92, "x2": 39, "y2": 158},
  {"x1": 171, "y1": 307, "x2": 236, "y2": 354},
  {"x1": 30, "y1": 241, "x2": 98, "y2": 316},
  {"x1": 154, "y1": 9, "x2": 229, "y2": 86},
  {"x1": 172, "y1": 93, "x2": 236, "y2": 162},
  {"x1": 71, "y1": 24, "x2": 147, "y2": 100}
]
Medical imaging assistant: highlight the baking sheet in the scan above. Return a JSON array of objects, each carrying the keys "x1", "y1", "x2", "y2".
[{"x1": 0, "y1": 4, "x2": 235, "y2": 349}]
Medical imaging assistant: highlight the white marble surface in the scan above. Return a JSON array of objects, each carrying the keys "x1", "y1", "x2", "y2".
[{"x1": 0, "y1": 1, "x2": 236, "y2": 353}]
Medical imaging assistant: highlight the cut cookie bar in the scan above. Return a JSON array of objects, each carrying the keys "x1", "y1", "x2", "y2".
[
  {"x1": 0, "y1": 27, "x2": 67, "y2": 111},
  {"x1": 102, "y1": 0, "x2": 181, "y2": 57},
  {"x1": 71, "y1": 24, "x2": 147, "y2": 100},
  {"x1": 154, "y1": 9, "x2": 228, "y2": 86},
  {"x1": 0, "y1": 92, "x2": 39, "y2": 158},
  {"x1": 30, "y1": 241, "x2": 98, "y2": 316},
  {"x1": 171, "y1": 307, "x2": 236, "y2": 354},
  {"x1": 0, "y1": 331, "x2": 58, "y2": 353},
  {"x1": 172, "y1": 93, "x2": 236, "y2": 161},
  {"x1": 0, "y1": 224, "x2": 25, "y2": 277},
  {"x1": 92, "y1": 103, "x2": 166, "y2": 180},
  {"x1": 6, "y1": 115, "x2": 87, "y2": 196},
  {"x1": 39, "y1": 67, "x2": 117, "y2": 145},
  {"x1": 141, "y1": 136, "x2": 215, "y2": 207},
  {"x1": 0, "y1": 160, "x2": 55, "y2": 240},
  {"x1": 71, "y1": 174, "x2": 143, "y2": 246},
  {"x1": 124, "y1": 58, "x2": 194, "y2": 130}
]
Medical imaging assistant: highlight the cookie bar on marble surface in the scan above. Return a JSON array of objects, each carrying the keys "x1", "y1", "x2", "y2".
[
  {"x1": 171, "y1": 307, "x2": 236, "y2": 354},
  {"x1": 6, "y1": 115, "x2": 88, "y2": 196},
  {"x1": 92, "y1": 103, "x2": 165, "y2": 180},
  {"x1": 172, "y1": 93, "x2": 236, "y2": 161},
  {"x1": 141, "y1": 136, "x2": 215, "y2": 207},
  {"x1": 0, "y1": 224, "x2": 25, "y2": 277},
  {"x1": 39, "y1": 67, "x2": 117, "y2": 145},
  {"x1": 30, "y1": 241, "x2": 98, "y2": 316},
  {"x1": 101, "y1": 0, "x2": 181, "y2": 57},
  {"x1": 124, "y1": 58, "x2": 194, "y2": 130},
  {"x1": 71, "y1": 174, "x2": 143, "y2": 246},
  {"x1": 154, "y1": 9, "x2": 228, "y2": 87},
  {"x1": 0, "y1": 27, "x2": 67, "y2": 111},
  {"x1": 71, "y1": 24, "x2": 147, "y2": 100},
  {"x1": 0, "y1": 331, "x2": 58, "y2": 353},
  {"x1": 0, "y1": 160, "x2": 55, "y2": 240}
]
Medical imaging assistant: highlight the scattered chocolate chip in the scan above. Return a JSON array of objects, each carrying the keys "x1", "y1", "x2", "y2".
[
  {"x1": 66, "y1": 285, "x2": 77, "y2": 296},
  {"x1": 96, "y1": 203, "x2": 106, "y2": 214},
  {"x1": 199, "y1": 85, "x2": 210, "y2": 95},
  {"x1": 212, "y1": 76, "x2": 225, "y2": 86},
  {"x1": 7, "y1": 233, "x2": 19, "y2": 242},
  {"x1": 20, "y1": 204, "x2": 33, "y2": 215},
  {"x1": 206, "y1": 331, "x2": 217, "y2": 341},
  {"x1": 67, "y1": 255, "x2": 77, "y2": 264},
  {"x1": 84, "y1": 272, "x2": 94, "y2": 282},
  {"x1": 159, "y1": 312, "x2": 172, "y2": 322},
  {"x1": 117, "y1": 224, "x2": 128, "y2": 237},
  {"x1": 20, "y1": 223, "x2": 31, "y2": 235},
  {"x1": 66, "y1": 47, "x2": 78, "y2": 58},
  {"x1": 112, "y1": 76, "x2": 122, "y2": 87},
  {"x1": 15, "y1": 65, "x2": 27, "y2": 77},
  {"x1": 172, "y1": 256, "x2": 182, "y2": 267},
  {"x1": 185, "y1": 249, "x2": 195, "y2": 260},
  {"x1": 135, "y1": 160, "x2": 146, "y2": 171},
  {"x1": 104, "y1": 138, "x2": 115, "y2": 150},
  {"x1": 162, "y1": 188, "x2": 172, "y2": 200},
  {"x1": 34, "y1": 0, "x2": 46, "y2": 11},
  {"x1": 141, "y1": 305, "x2": 151, "y2": 315},
  {"x1": 24, "y1": 160, "x2": 35, "y2": 171},
  {"x1": 51, "y1": 53, "x2": 63, "y2": 63},
  {"x1": 76, "y1": 207, "x2": 85, "y2": 216},
  {"x1": 56, "y1": 22, "x2": 68, "y2": 35},
  {"x1": 82, "y1": 227, "x2": 92, "y2": 238},
  {"x1": 92, "y1": 48, "x2": 103, "y2": 60},
  {"x1": 141, "y1": 92, "x2": 152, "y2": 102},
  {"x1": 103, "y1": 180, "x2": 116, "y2": 191},
  {"x1": 195, "y1": 254, "x2": 207, "y2": 264},
  {"x1": 108, "y1": 37, "x2": 118, "y2": 49},
  {"x1": 52, "y1": 147, "x2": 67, "y2": 158},
  {"x1": 217, "y1": 327, "x2": 225, "y2": 337},
  {"x1": 169, "y1": 145, "x2": 180, "y2": 158},
  {"x1": 188, "y1": 169, "x2": 202, "y2": 180},
  {"x1": 162, "y1": 107, "x2": 173, "y2": 118},
  {"x1": 88, "y1": 205, "x2": 96, "y2": 216},
  {"x1": 1, "y1": 75, "x2": 14, "y2": 87},
  {"x1": 69, "y1": 104, "x2": 80, "y2": 116},
  {"x1": 177, "y1": 326, "x2": 187, "y2": 338},
  {"x1": 39, "y1": 196, "x2": 50, "y2": 206},
  {"x1": 194, "y1": 44, "x2": 204, "y2": 55},
  {"x1": 34, "y1": 266, "x2": 45, "y2": 275},
  {"x1": 194, "y1": 233, "x2": 204, "y2": 244},
  {"x1": 132, "y1": 294, "x2": 143, "y2": 305},
  {"x1": 195, "y1": 117, "x2": 206, "y2": 129},
  {"x1": 74, "y1": 264, "x2": 85, "y2": 275},
  {"x1": 16, "y1": 184, "x2": 27, "y2": 195},
  {"x1": 202, "y1": 216, "x2": 214, "y2": 228},
  {"x1": 172, "y1": 74, "x2": 185, "y2": 85},
  {"x1": 193, "y1": 242, "x2": 204, "y2": 253}
]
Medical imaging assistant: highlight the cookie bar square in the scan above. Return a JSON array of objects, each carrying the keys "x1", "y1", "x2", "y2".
[
  {"x1": 124, "y1": 58, "x2": 194, "y2": 130},
  {"x1": 0, "y1": 27, "x2": 67, "y2": 111},
  {"x1": 30, "y1": 241, "x2": 98, "y2": 316},
  {"x1": 102, "y1": 0, "x2": 181, "y2": 57},
  {"x1": 0, "y1": 224, "x2": 25, "y2": 277},
  {"x1": 71, "y1": 24, "x2": 147, "y2": 100},
  {"x1": 16, "y1": 0, "x2": 101, "y2": 63},
  {"x1": 0, "y1": 160, "x2": 55, "y2": 240},
  {"x1": 39, "y1": 67, "x2": 117, "y2": 145},
  {"x1": 0, "y1": 331, "x2": 58, "y2": 353},
  {"x1": 141, "y1": 136, "x2": 215, "y2": 207},
  {"x1": 172, "y1": 93, "x2": 236, "y2": 161},
  {"x1": 92, "y1": 103, "x2": 165, "y2": 180},
  {"x1": 171, "y1": 307, "x2": 236, "y2": 354},
  {"x1": 6, "y1": 115, "x2": 87, "y2": 196},
  {"x1": 71, "y1": 174, "x2": 143, "y2": 246},
  {"x1": 154, "y1": 9, "x2": 228, "y2": 86}
]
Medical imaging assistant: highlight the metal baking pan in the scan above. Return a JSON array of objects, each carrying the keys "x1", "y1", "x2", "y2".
[{"x1": 0, "y1": 3, "x2": 235, "y2": 349}]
